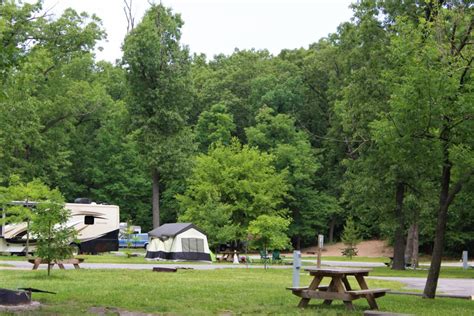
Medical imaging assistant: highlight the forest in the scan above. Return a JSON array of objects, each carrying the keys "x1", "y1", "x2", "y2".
[{"x1": 0, "y1": 0, "x2": 472, "y2": 284}]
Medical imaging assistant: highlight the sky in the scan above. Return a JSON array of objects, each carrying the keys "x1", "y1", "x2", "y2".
[{"x1": 38, "y1": 0, "x2": 355, "y2": 63}]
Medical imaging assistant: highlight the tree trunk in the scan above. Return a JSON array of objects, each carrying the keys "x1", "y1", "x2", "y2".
[
  {"x1": 405, "y1": 224, "x2": 415, "y2": 265},
  {"x1": 295, "y1": 236, "x2": 301, "y2": 250},
  {"x1": 152, "y1": 169, "x2": 160, "y2": 229},
  {"x1": 329, "y1": 217, "x2": 336, "y2": 243},
  {"x1": 392, "y1": 182, "x2": 406, "y2": 270},
  {"x1": 412, "y1": 223, "x2": 419, "y2": 268},
  {"x1": 423, "y1": 158, "x2": 451, "y2": 298}
]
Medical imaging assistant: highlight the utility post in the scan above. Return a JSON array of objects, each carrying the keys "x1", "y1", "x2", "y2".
[
  {"x1": 462, "y1": 251, "x2": 468, "y2": 270},
  {"x1": 292, "y1": 250, "x2": 301, "y2": 287},
  {"x1": 317, "y1": 234, "x2": 324, "y2": 268}
]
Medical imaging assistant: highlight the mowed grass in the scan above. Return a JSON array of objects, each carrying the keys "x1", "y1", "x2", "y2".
[
  {"x1": 0, "y1": 268, "x2": 473, "y2": 316},
  {"x1": 369, "y1": 266, "x2": 474, "y2": 279}
]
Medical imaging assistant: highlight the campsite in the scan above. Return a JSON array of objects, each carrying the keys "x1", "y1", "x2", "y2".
[{"x1": 0, "y1": 0, "x2": 473, "y2": 315}]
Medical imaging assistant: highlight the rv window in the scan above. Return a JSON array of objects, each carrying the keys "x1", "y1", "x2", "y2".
[
  {"x1": 84, "y1": 215, "x2": 94, "y2": 225},
  {"x1": 181, "y1": 238, "x2": 204, "y2": 253}
]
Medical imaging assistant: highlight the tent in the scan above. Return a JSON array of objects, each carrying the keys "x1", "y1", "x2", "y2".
[{"x1": 145, "y1": 223, "x2": 211, "y2": 261}]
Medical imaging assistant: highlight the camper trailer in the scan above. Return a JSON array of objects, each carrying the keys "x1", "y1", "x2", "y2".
[{"x1": 0, "y1": 202, "x2": 120, "y2": 254}]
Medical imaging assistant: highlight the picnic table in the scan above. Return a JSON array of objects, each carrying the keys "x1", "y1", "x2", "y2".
[
  {"x1": 217, "y1": 250, "x2": 240, "y2": 262},
  {"x1": 28, "y1": 258, "x2": 85, "y2": 270},
  {"x1": 287, "y1": 267, "x2": 389, "y2": 311}
]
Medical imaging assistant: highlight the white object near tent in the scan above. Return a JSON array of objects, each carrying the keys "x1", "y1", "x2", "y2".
[{"x1": 145, "y1": 223, "x2": 211, "y2": 261}]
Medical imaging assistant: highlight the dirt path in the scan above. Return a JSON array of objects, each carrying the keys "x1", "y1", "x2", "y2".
[{"x1": 302, "y1": 240, "x2": 393, "y2": 257}]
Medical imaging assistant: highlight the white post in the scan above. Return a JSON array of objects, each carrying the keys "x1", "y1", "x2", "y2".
[
  {"x1": 462, "y1": 251, "x2": 468, "y2": 270},
  {"x1": 293, "y1": 250, "x2": 301, "y2": 287}
]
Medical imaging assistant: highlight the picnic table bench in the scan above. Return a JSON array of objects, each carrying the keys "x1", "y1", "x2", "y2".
[
  {"x1": 287, "y1": 267, "x2": 389, "y2": 311},
  {"x1": 28, "y1": 258, "x2": 85, "y2": 270}
]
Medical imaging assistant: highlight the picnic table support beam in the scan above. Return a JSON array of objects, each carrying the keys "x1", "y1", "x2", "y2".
[
  {"x1": 342, "y1": 276, "x2": 352, "y2": 291},
  {"x1": 323, "y1": 279, "x2": 336, "y2": 305},
  {"x1": 334, "y1": 276, "x2": 355, "y2": 311},
  {"x1": 298, "y1": 275, "x2": 323, "y2": 308}
]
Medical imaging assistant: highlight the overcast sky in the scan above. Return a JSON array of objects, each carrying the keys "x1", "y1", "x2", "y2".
[{"x1": 39, "y1": 0, "x2": 355, "y2": 63}]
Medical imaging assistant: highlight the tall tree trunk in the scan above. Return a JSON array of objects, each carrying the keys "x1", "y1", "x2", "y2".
[
  {"x1": 405, "y1": 224, "x2": 415, "y2": 265},
  {"x1": 392, "y1": 182, "x2": 406, "y2": 270},
  {"x1": 329, "y1": 217, "x2": 336, "y2": 243},
  {"x1": 424, "y1": 128, "x2": 451, "y2": 298},
  {"x1": 423, "y1": 125, "x2": 471, "y2": 297},
  {"x1": 152, "y1": 169, "x2": 160, "y2": 229},
  {"x1": 423, "y1": 154, "x2": 451, "y2": 298},
  {"x1": 412, "y1": 222, "x2": 419, "y2": 268},
  {"x1": 295, "y1": 236, "x2": 301, "y2": 251}
]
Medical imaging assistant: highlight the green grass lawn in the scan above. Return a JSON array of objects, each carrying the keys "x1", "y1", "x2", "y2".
[
  {"x1": 370, "y1": 266, "x2": 474, "y2": 279},
  {"x1": 0, "y1": 268, "x2": 472, "y2": 315}
]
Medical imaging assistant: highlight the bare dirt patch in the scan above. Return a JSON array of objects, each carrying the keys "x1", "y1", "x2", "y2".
[{"x1": 302, "y1": 240, "x2": 393, "y2": 257}]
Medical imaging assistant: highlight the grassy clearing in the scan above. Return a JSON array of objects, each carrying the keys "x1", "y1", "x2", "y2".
[
  {"x1": 369, "y1": 266, "x2": 474, "y2": 279},
  {"x1": 0, "y1": 269, "x2": 472, "y2": 315}
]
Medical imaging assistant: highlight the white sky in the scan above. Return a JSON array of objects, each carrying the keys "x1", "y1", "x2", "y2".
[{"x1": 38, "y1": 0, "x2": 355, "y2": 63}]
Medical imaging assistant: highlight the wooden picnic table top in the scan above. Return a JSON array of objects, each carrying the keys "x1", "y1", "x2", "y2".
[{"x1": 305, "y1": 267, "x2": 372, "y2": 274}]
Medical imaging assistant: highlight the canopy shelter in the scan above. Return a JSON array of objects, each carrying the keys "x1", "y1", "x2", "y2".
[{"x1": 145, "y1": 223, "x2": 211, "y2": 261}]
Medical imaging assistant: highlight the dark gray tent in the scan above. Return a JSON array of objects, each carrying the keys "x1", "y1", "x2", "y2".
[{"x1": 145, "y1": 223, "x2": 211, "y2": 261}]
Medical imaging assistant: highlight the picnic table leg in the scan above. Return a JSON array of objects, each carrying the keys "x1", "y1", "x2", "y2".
[
  {"x1": 365, "y1": 294, "x2": 379, "y2": 310},
  {"x1": 298, "y1": 275, "x2": 323, "y2": 308},
  {"x1": 73, "y1": 263, "x2": 80, "y2": 269},
  {"x1": 323, "y1": 279, "x2": 336, "y2": 306},
  {"x1": 58, "y1": 263, "x2": 65, "y2": 270},
  {"x1": 355, "y1": 275, "x2": 379, "y2": 310},
  {"x1": 333, "y1": 277, "x2": 355, "y2": 311}
]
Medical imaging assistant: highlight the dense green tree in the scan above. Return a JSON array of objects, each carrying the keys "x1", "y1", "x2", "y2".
[
  {"x1": 0, "y1": 1, "x2": 105, "y2": 189},
  {"x1": 194, "y1": 103, "x2": 236, "y2": 152},
  {"x1": 246, "y1": 107, "x2": 340, "y2": 248},
  {"x1": 122, "y1": 4, "x2": 193, "y2": 228},
  {"x1": 178, "y1": 140, "x2": 289, "y2": 247}
]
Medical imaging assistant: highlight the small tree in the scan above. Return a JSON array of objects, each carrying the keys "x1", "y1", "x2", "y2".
[
  {"x1": 2, "y1": 177, "x2": 56, "y2": 257},
  {"x1": 2, "y1": 178, "x2": 76, "y2": 276},
  {"x1": 247, "y1": 215, "x2": 291, "y2": 269},
  {"x1": 32, "y1": 199, "x2": 76, "y2": 276},
  {"x1": 124, "y1": 220, "x2": 137, "y2": 258},
  {"x1": 341, "y1": 216, "x2": 361, "y2": 260}
]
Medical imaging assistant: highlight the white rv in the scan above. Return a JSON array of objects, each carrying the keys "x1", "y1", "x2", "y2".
[{"x1": 0, "y1": 202, "x2": 120, "y2": 254}]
